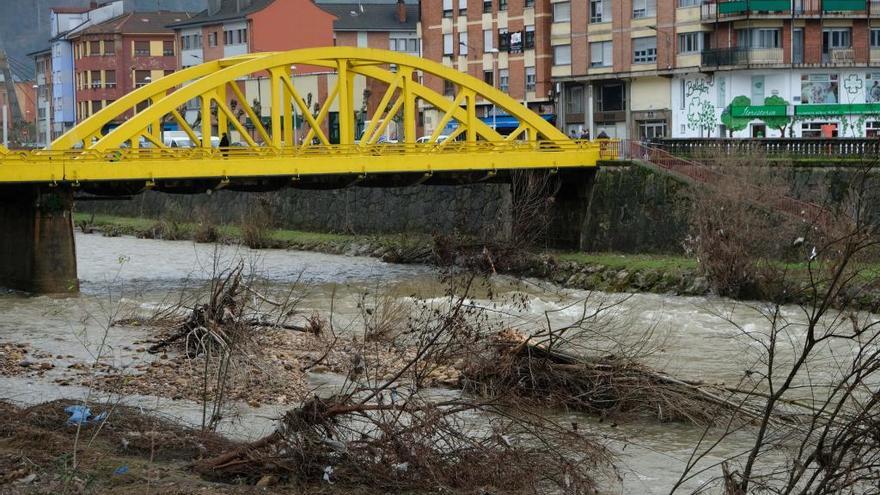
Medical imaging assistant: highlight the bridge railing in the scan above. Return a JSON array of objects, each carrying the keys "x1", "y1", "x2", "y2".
[
  {"x1": 649, "y1": 138, "x2": 880, "y2": 159},
  {"x1": 0, "y1": 140, "x2": 613, "y2": 162}
]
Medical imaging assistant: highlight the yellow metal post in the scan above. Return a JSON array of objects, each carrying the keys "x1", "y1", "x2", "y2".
[
  {"x1": 401, "y1": 68, "x2": 416, "y2": 143},
  {"x1": 465, "y1": 89, "x2": 476, "y2": 143},
  {"x1": 200, "y1": 93, "x2": 212, "y2": 148},
  {"x1": 216, "y1": 84, "x2": 228, "y2": 141},
  {"x1": 270, "y1": 68, "x2": 282, "y2": 147},
  {"x1": 337, "y1": 60, "x2": 353, "y2": 145}
]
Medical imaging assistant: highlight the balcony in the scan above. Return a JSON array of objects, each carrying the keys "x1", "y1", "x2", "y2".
[
  {"x1": 701, "y1": 47, "x2": 783, "y2": 67},
  {"x1": 703, "y1": 0, "x2": 873, "y2": 20},
  {"x1": 822, "y1": 0, "x2": 867, "y2": 12},
  {"x1": 702, "y1": 0, "x2": 792, "y2": 20},
  {"x1": 822, "y1": 48, "x2": 856, "y2": 64}
]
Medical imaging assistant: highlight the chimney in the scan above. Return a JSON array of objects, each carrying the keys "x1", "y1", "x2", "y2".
[{"x1": 397, "y1": 0, "x2": 406, "y2": 23}]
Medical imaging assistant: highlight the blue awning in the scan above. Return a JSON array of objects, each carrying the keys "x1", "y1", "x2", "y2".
[{"x1": 442, "y1": 114, "x2": 556, "y2": 134}]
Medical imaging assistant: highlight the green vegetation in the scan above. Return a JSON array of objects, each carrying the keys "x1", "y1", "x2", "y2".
[{"x1": 557, "y1": 252, "x2": 697, "y2": 272}]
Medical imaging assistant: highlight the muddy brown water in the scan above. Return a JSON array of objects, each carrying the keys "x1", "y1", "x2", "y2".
[{"x1": 1, "y1": 233, "x2": 872, "y2": 493}]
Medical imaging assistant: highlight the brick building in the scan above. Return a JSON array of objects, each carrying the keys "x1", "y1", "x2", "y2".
[
  {"x1": 419, "y1": 0, "x2": 558, "y2": 136},
  {"x1": 170, "y1": 0, "x2": 419, "y2": 143},
  {"x1": 553, "y1": 0, "x2": 880, "y2": 139},
  {"x1": 69, "y1": 11, "x2": 194, "y2": 125}
]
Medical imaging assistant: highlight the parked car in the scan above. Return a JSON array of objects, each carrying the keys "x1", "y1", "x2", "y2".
[{"x1": 416, "y1": 135, "x2": 448, "y2": 144}]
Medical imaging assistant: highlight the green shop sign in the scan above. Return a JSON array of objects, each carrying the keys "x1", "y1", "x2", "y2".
[
  {"x1": 795, "y1": 103, "x2": 880, "y2": 117},
  {"x1": 730, "y1": 105, "x2": 788, "y2": 117},
  {"x1": 729, "y1": 103, "x2": 880, "y2": 118}
]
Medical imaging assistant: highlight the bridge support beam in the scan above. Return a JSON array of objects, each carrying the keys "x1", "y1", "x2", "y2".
[
  {"x1": 546, "y1": 168, "x2": 598, "y2": 250},
  {"x1": 0, "y1": 185, "x2": 78, "y2": 294}
]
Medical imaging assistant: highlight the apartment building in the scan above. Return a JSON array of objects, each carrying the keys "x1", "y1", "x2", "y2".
[
  {"x1": 169, "y1": 0, "x2": 419, "y2": 143},
  {"x1": 30, "y1": 49, "x2": 53, "y2": 145},
  {"x1": 419, "y1": 0, "x2": 557, "y2": 136},
  {"x1": 69, "y1": 11, "x2": 191, "y2": 124},
  {"x1": 553, "y1": 0, "x2": 880, "y2": 139}
]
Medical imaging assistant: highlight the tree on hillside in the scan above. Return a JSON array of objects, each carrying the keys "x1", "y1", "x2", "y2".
[
  {"x1": 760, "y1": 95, "x2": 791, "y2": 137},
  {"x1": 720, "y1": 95, "x2": 752, "y2": 137}
]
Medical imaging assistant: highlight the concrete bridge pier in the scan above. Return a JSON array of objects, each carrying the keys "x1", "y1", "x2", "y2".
[
  {"x1": 546, "y1": 168, "x2": 597, "y2": 250},
  {"x1": 0, "y1": 185, "x2": 79, "y2": 294}
]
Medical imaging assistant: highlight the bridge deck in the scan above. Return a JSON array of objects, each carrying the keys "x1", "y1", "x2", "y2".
[{"x1": 0, "y1": 141, "x2": 610, "y2": 185}]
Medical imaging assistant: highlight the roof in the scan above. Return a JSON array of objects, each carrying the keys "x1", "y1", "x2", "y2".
[
  {"x1": 319, "y1": 3, "x2": 418, "y2": 31},
  {"x1": 168, "y1": 0, "x2": 273, "y2": 28},
  {"x1": 76, "y1": 11, "x2": 197, "y2": 35},
  {"x1": 26, "y1": 47, "x2": 53, "y2": 58},
  {"x1": 50, "y1": 6, "x2": 91, "y2": 14}
]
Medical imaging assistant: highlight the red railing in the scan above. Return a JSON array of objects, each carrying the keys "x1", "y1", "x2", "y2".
[{"x1": 625, "y1": 140, "x2": 832, "y2": 226}]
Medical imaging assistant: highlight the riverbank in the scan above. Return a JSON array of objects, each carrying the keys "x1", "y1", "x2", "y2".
[
  {"x1": 74, "y1": 213, "x2": 707, "y2": 296},
  {"x1": 73, "y1": 213, "x2": 880, "y2": 310}
]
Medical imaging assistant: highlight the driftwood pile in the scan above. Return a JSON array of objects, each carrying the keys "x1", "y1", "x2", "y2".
[{"x1": 462, "y1": 329, "x2": 784, "y2": 425}]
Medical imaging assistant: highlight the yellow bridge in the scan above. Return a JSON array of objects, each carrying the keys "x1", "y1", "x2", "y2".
[
  {"x1": 0, "y1": 47, "x2": 607, "y2": 188},
  {"x1": 0, "y1": 47, "x2": 609, "y2": 295}
]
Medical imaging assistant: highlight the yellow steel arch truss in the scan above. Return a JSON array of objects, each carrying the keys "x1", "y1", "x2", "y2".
[{"x1": 0, "y1": 47, "x2": 610, "y2": 184}]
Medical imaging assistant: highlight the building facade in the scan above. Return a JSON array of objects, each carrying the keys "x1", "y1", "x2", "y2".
[
  {"x1": 30, "y1": 49, "x2": 53, "y2": 145},
  {"x1": 170, "y1": 0, "x2": 420, "y2": 143},
  {"x1": 553, "y1": 0, "x2": 880, "y2": 139},
  {"x1": 419, "y1": 0, "x2": 558, "y2": 136},
  {"x1": 69, "y1": 11, "x2": 191, "y2": 125}
]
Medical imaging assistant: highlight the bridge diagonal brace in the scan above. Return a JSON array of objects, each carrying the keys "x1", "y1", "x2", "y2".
[
  {"x1": 279, "y1": 74, "x2": 330, "y2": 146},
  {"x1": 359, "y1": 72, "x2": 402, "y2": 147},
  {"x1": 368, "y1": 96, "x2": 403, "y2": 145},
  {"x1": 214, "y1": 97, "x2": 259, "y2": 147},
  {"x1": 302, "y1": 81, "x2": 339, "y2": 149},
  {"x1": 227, "y1": 82, "x2": 272, "y2": 146},
  {"x1": 429, "y1": 90, "x2": 466, "y2": 143},
  {"x1": 170, "y1": 109, "x2": 202, "y2": 146}
]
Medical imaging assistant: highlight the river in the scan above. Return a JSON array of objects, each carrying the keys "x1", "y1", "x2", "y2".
[{"x1": 0, "y1": 233, "x2": 858, "y2": 493}]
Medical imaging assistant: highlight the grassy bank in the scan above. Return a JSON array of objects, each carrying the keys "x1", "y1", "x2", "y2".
[{"x1": 71, "y1": 213, "x2": 880, "y2": 309}]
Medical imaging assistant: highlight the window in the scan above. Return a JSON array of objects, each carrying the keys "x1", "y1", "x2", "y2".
[
  {"x1": 92, "y1": 100, "x2": 102, "y2": 113},
  {"x1": 632, "y1": 0, "x2": 656, "y2": 18},
  {"x1": 134, "y1": 70, "x2": 151, "y2": 87},
  {"x1": 443, "y1": 34, "x2": 454, "y2": 55},
  {"x1": 90, "y1": 40, "x2": 101, "y2": 56},
  {"x1": 736, "y1": 28, "x2": 781, "y2": 48},
  {"x1": 458, "y1": 0, "x2": 467, "y2": 15},
  {"x1": 590, "y1": 41, "x2": 612, "y2": 67},
  {"x1": 182, "y1": 35, "x2": 190, "y2": 50},
  {"x1": 872, "y1": 29, "x2": 880, "y2": 48},
  {"x1": 801, "y1": 74, "x2": 839, "y2": 103},
  {"x1": 444, "y1": 80, "x2": 455, "y2": 96},
  {"x1": 443, "y1": 0, "x2": 453, "y2": 17},
  {"x1": 498, "y1": 28, "x2": 509, "y2": 51},
  {"x1": 483, "y1": 0, "x2": 492, "y2": 12},
  {"x1": 134, "y1": 40, "x2": 150, "y2": 56},
  {"x1": 678, "y1": 0, "x2": 700, "y2": 5},
  {"x1": 866, "y1": 121, "x2": 880, "y2": 137},
  {"x1": 525, "y1": 66, "x2": 536, "y2": 92},
  {"x1": 459, "y1": 32, "x2": 468, "y2": 55},
  {"x1": 484, "y1": 70, "x2": 494, "y2": 85},
  {"x1": 553, "y1": 2, "x2": 571, "y2": 22},
  {"x1": 678, "y1": 32, "x2": 704, "y2": 54},
  {"x1": 90, "y1": 70, "x2": 101, "y2": 88},
  {"x1": 633, "y1": 36, "x2": 657, "y2": 63},
  {"x1": 524, "y1": 25, "x2": 535, "y2": 49},
  {"x1": 554, "y1": 44, "x2": 571, "y2": 65},
  {"x1": 103, "y1": 40, "x2": 114, "y2": 55},
  {"x1": 163, "y1": 40, "x2": 174, "y2": 56},
  {"x1": 823, "y1": 28, "x2": 852, "y2": 49},
  {"x1": 525, "y1": 0, "x2": 534, "y2": 6},
  {"x1": 484, "y1": 29, "x2": 494, "y2": 51},
  {"x1": 590, "y1": 0, "x2": 610, "y2": 22},
  {"x1": 801, "y1": 122, "x2": 837, "y2": 137},
  {"x1": 499, "y1": 0, "x2": 507, "y2": 10},
  {"x1": 638, "y1": 120, "x2": 667, "y2": 139},
  {"x1": 105, "y1": 70, "x2": 116, "y2": 88},
  {"x1": 566, "y1": 85, "x2": 584, "y2": 113},
  {"x1": 208, "y1": 32, "x2": 217, "y2": 47},
  {"x1": 390, "y1": 36, "x2": 420, "y2": 55},
  {"x1": 499, "y1": 68, "x2": 509, "y2": 92}
]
